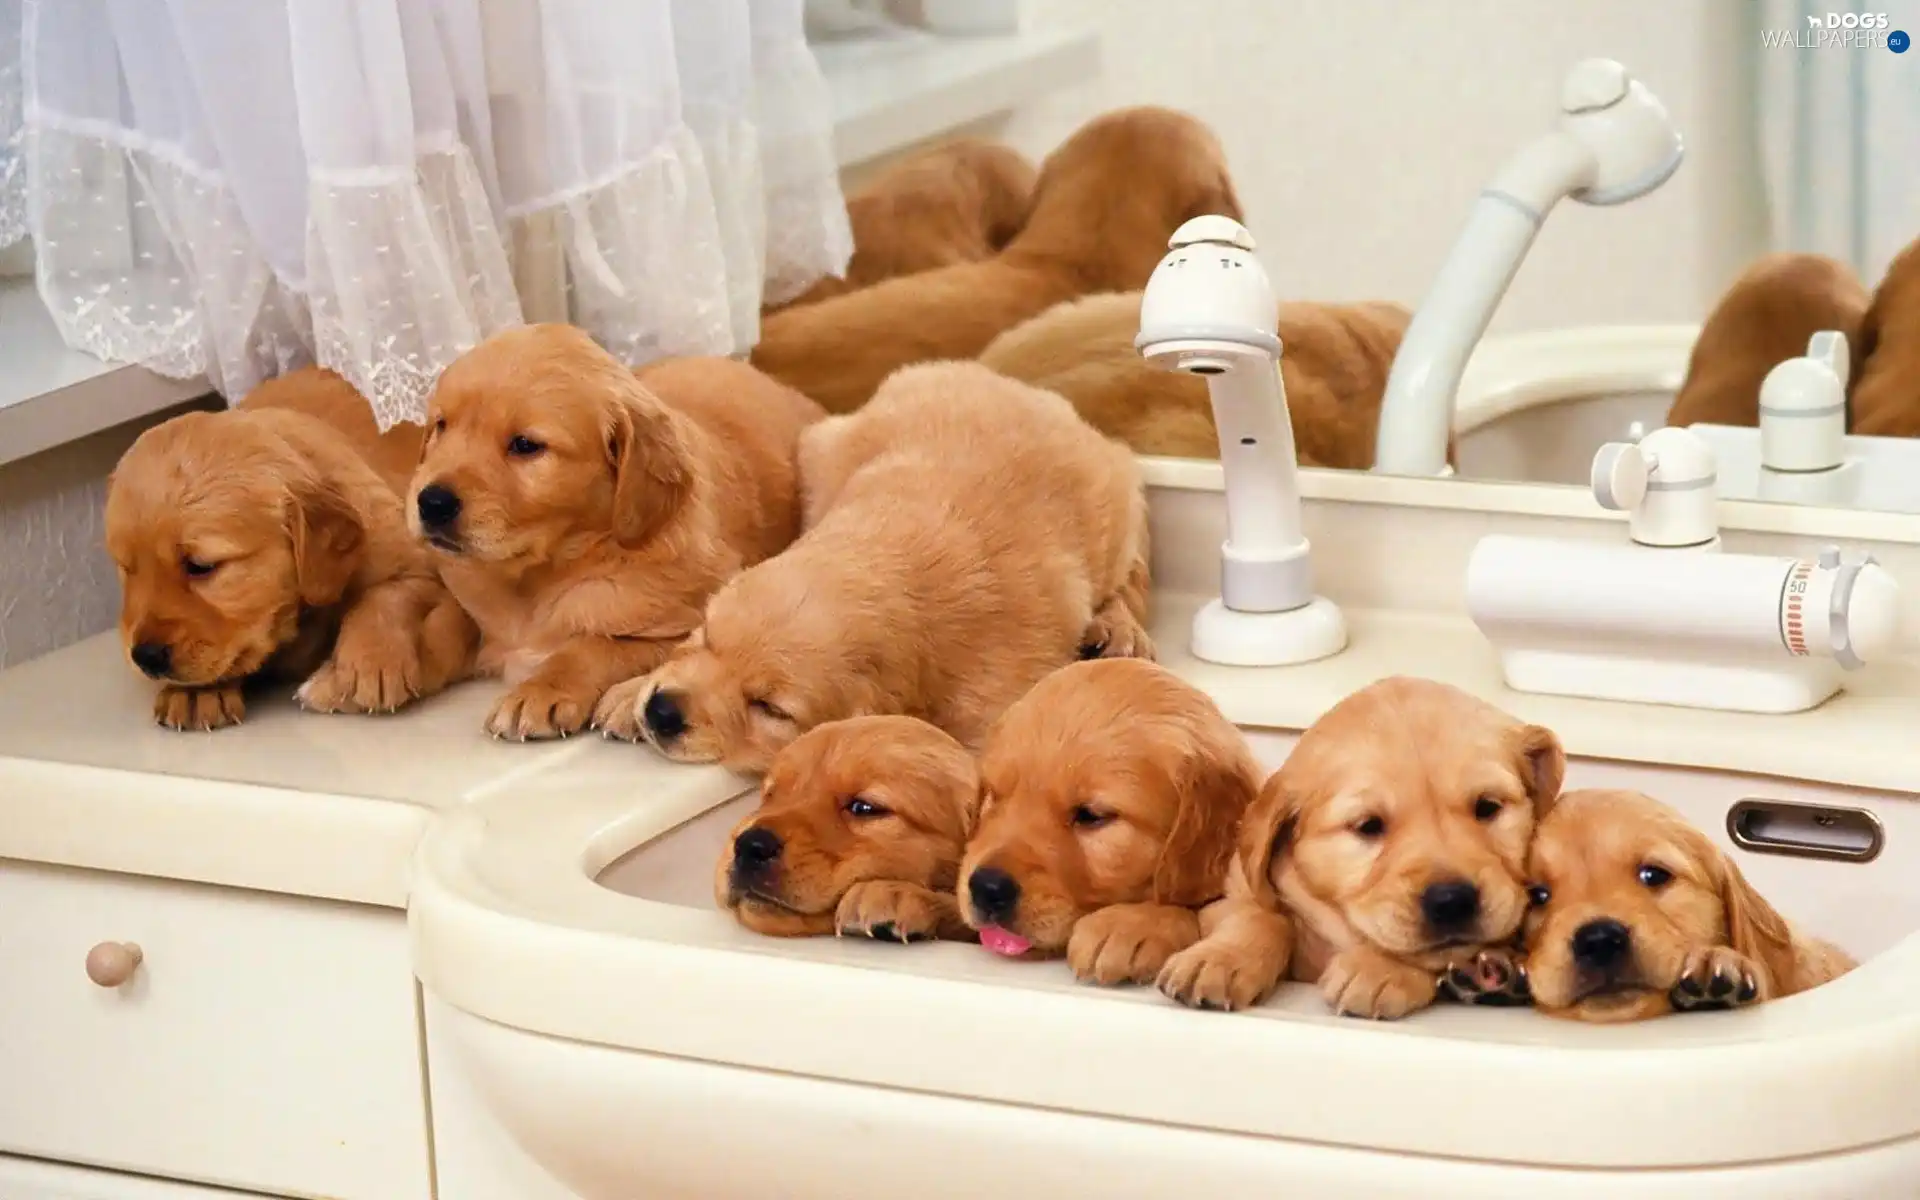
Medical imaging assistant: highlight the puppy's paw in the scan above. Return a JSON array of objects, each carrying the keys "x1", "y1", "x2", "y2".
[
  {"x1": 834, "y1": 881, "x2": 947, "y2": 943},
  {"x1": 1077, "y1": 603, "x2": 1156, "y2": 662},
  {"x1": 590, "y1": 675, "x2": 649, "y2": 742},
  {"x1": 733, "y1": 896, "x2": 837, "y2": 938},
  {"x1": 154, "y1": 684, "x2": 247, "y2": 732},
  {"x1": 1069, "y1": 905, "x2": 1200, "y2": 986},
  {"x1": 1321, "y1": 948, "x2": 1439, "y2": 1020},
  {"x1": 1156, "y1": 942, "x2": 1282, "y2": 1011},
  {"x1": 486, "y1": 681, "x2": 594, "y2": 741},
  {"x1": 1439, "y1": 947, "x2": 1533, "y2": 1007},
  {"x1": 1671, "y1": 946, "x2": 1766, "y2": 1011},
  {"x1": 297, "y1": 642, "x2": 421, "y2": 715}
]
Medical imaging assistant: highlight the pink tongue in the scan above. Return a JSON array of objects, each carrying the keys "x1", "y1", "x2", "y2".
[{"x1": 979, "y1": 926, "x2": 1032, "y2": 957}]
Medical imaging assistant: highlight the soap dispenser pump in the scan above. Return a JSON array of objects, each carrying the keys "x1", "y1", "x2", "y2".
[
  {"x1": 1760, "y1": 330, "x2": 1849, "y2": 474},
  {"x1": 1590, "y1": 426, "x2": 1719, "y2": 549}
]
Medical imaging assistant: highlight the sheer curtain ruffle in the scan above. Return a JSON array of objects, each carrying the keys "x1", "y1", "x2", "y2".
[{"x1": 8, "y1": 0, "x2": 848, "y2": 427}]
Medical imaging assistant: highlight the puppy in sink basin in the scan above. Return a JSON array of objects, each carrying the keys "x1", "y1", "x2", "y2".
[
  {"x1": 1157, "y1": 676, "x2": 1564, "y2": 1018},
  {"x1": 1522, "y1": 788, "x2": 1855, "y2": 1022},
  {"x1": 956, "y1": 659, "x2": 1261, "y2": 986},
  {"x1": 718, "y1": 716, "x2": 980, "y2": 942}
]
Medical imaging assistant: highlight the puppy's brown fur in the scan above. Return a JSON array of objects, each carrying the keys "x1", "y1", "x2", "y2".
[
  {"x1": 1157, "y1": 677, "x2": 1564, "y2": 1017},
  {"x1": 980, "y1": 291, "x2": 1411, "y2": 466},
  {"x1": 1851, "y1": 235, "x2": 1920, "y2": 436},
  {"x1": 410, "y1": 325, "x2": 823, "y2": 739},
  {"x1": 601, "y1": 360, "x2": 1153, "y2": 773},
  {"x1": 1524, "y1": 788, "x2": 1854, "y2": 1023},
  {"x1": 105, "y1": 368, "x2": 476, "y2": 731},
  {"x1": 716, "y1": 715, "x2": 981, "y2": 941},
  {"x1": 769, "y1": 138, "x2": 1038, "y2": 312},
  {"x1": 1667, "y1": 253, "x2": 1870, "y2": 429},
  {"x1": 956, "y1": 659, "x2": 1263, "y2": 986},
  {"x1": 750, "y1": 107, "x2": 1243, "y2": 413}
]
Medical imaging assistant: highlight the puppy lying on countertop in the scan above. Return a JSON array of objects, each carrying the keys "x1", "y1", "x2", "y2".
[
  {"x1": 105, "y1": 366, "x2": 476, "y2": 731},
  {"x1": 750, "y1": 106, "x2": 1243, "y2": 414},
  {"x1": 598, "y1": 360, "x2": 1154, "y2": 773},
  {"x1": 409, "y1": 324, "x2": 824, "y2": 740}
]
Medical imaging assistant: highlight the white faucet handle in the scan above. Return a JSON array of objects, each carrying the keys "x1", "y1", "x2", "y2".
[
  {"x1": 1591, "y1": 441, "x2": 1650, "y2": 512},
  {"x1": 1807, "y1": 329, "x2": 1850, "y2": 390},
  {"x1": 1167, "y1": 214, "x2": 1257, "y2": 252}
]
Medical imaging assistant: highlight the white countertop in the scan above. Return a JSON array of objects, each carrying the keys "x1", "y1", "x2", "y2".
[{"x1": 1, "y1": 594, "x2": 1911, "y2": 909}]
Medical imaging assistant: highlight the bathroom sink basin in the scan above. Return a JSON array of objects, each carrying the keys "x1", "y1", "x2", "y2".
[
  {"x1": 1453, "y1": 388, "x2": 1671, "y2": 485},
  {"x1": 414, "y1": 721, "x2": 1920, "y2": 1199}
]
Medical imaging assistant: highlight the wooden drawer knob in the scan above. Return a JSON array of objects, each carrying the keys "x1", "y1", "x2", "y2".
[{"x1": 86, "y1": 941, "x2": 144, "y2": 988}]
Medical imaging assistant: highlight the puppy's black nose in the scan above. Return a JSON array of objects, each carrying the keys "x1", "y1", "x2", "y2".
[
  {"x1": 1420, "y1": 879, "x2": 1481, "y2": 931},
  {"x1": 968, "y1": 866, "x2": 1021, "y2": 922},
  {"x1": 1571, "y1": 917, "x2": 1632, "y2": 971},
  {"x1": 130, "y1": 641, "x2": 172, "y2": 679},
  {"x1": 415, "y1": 483, "x2": 462, "y2": 529},
  {"x1": 732, "y1": 827, "x2": 783, "y2": 872},
  {"x1": 643, "y1": 690, "x2": 687, "y2": 741}
]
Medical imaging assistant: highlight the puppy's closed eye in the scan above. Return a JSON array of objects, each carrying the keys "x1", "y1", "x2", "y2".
[
  {"x1": 182, "y1": 556, "x2": 218, "y2": 579},
  {"x1": 1069, "y1": 803, "x2": 1116, "y2": 830},
  {"x1": 750, "y1": 697, "x2": 795, "y2": 722}
]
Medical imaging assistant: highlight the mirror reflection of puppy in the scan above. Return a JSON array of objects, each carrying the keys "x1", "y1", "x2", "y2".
[
  {"x1": 409, "y1": 326, "x2": 823, "y2": 740},
  {"x1": 1851, "y1": 234, "x2": 1920, "y2": 437},
  {"x1": 717, "y1": 716, "x2": 980, "y2": 942},
  {"x1": 1523, "y1": 788, "x2": 1855, "y2": 1023},
  {"x1": 1667, "y1": 252, "x2": 1869, "y2": 429},
  {"x1": 105, "y1": 367, "x2": 476, "y2": 731},
  {"x1": 956, "y1": 659, "x2": 1261, "y2": 986},
  {"x1": 751, "y1": 106, "x2": 1244, "y2": 414},
  {"x1": 1158, "y1": 676, "x2": 1563, "y2": 1018},
  {"x1": 611, "y1": 361, "x2": 1153, "y2": 774},
  {"x1": 767, "y1": 138, "x2": 1037, "y2": 313}
]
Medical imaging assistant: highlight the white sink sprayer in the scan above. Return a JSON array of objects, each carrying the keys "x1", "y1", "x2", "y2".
[
  {"x1": 1372, "y1": 58, "x2": 1685, "y2": 477},
  {"x1": 1466, "y1": 426, "x2": 1904, "y2": 713},
  {"x1": 1133, "y1": 214, "x2": 1348, "y2": 667}
]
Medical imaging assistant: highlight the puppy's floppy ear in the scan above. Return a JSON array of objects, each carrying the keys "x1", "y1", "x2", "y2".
[
  {"x1": 1718, "y1": 854, "x2": 1799, "y2": 997},
  {"x1": 1512, "y1": 723, "x2": 1566, "y2": 817},
  {"x1": 1231, "y1": 767, "x2": 1301, "y2": 906},
  {"x1": 605, "y1": 383, "x2": 693, "y2": 548},
  {"x1": 1153, "y1": 748, "x2": 1260, "y2": 908},
  {"x1": 288, "y1": 475, "x2": 365, "y2": 607}
]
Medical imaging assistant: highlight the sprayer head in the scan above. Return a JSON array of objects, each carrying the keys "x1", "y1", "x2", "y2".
[
  {"x1": 1558, "y1": 59, "x2": 1684, "y2": 206},
  {"x1": 1135, "y1": 215, "x2": 1284, "y2": 370}
]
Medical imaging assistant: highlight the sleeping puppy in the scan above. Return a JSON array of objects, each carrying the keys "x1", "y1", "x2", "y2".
[
  {"x1": 767, "y1": 138, "x2": 1037, "y2": 313},
  {"x1": 598, "y1": 360, "x2": 1153, "y2": 773},
  {"x1": 750, "y1": 106, "x2": 1242, "y2": 413},
  {"x1": 1157, "y1": 676, "x2": 1563, "y2": 1018},
  {"x1": 1666, "y1": 252, "x2": 1869, "y2": 429},
  {"x1": 979, "y1": 291, "x2": 1412, "y2": 466},
  {"x1": 1851, "y1": 233, "x2": 1920, "y2": 437},
  {"x1": 105, "y1": 367, "x2": 476, "y2": 730},
  {"x1": 410, "y1": 326, "x2": 824, "y2": 740},
  {"x1": 1523, "y1": 788, "x2": 1855, "y2": 1022},
  {"x1": 717, "y1": 715, "x2": 980, "y2": 942},
  {"x1": 956, "y1": 658, "x2": 1262, "y2": 986}
]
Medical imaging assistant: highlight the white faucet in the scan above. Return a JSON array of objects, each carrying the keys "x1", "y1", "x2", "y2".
[
  {"x1": 1373, "y1": 59, "x2": 1685, "y2": 477},
  {"x1": 1466, "y1": 430, "x2": 1903, "y2": 714},
  {"x1": 1134, "y1": 215, "x2": 1347, "y2": 667}
]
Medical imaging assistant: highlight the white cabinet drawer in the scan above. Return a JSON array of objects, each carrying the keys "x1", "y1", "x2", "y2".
[
  {"x1": 0, "y1": 1154, "x2": 255, "y2": 1199},
  {"x1": 0, "y1": 861, "x2": 432, "y2": 1200}
]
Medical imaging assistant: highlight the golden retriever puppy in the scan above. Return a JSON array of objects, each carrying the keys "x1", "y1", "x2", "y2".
[
  {"x1": 599, "y1": 360, "x2": 1153, "y2": 773},
  {"x1": 1851, "y1": 234, "x2": 1920, "y2": 437},
  {"x1": 768, "y1": 138, "x2": 1037, "y2": 313},
  {"x1": 979, "y1": 291, "x2": 1411, "y2": 466},
  {"x1": 1156, "y1": 676, "x2": 1564, "y2": 1018},
  {"x1": 750, "y1": 107, "x2": 1243, "y2": 413},
  {"x1": 1522, "y1": 788, "x2": 1855, "y2": 1022},
  {"x1": 956, "y1": 658, "x2": 1262, "y2": 986},
  {"x1": 409, "y1": 325, "x2": 824, "y2": 740},
  {"x1": 105, "y1": 367, "x2": 476, "y2": 731},
  {"x1": 1667, "y1": 253, "x2": 1869, "y2": 429},
  {"x1": 716, "y1": 715, "x2": 981, "y2": 941}
]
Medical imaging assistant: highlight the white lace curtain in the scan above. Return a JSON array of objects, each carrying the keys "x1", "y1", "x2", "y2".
[{"x1": 0, "y1": 0, "x2": 851, "y2": 429}]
